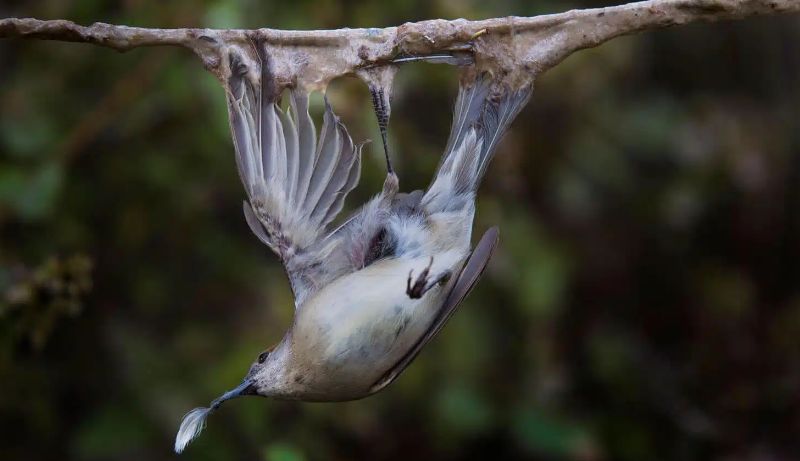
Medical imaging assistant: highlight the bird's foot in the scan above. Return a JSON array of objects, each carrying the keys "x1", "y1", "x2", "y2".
[{"x1": 406, "y1": 257, "x2": 452, "y2": 299}]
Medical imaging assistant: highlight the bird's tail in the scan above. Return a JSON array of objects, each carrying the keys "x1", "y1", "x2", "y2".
[{"x1": 422, "y1": 75, "x2": 532, "y2": 213}]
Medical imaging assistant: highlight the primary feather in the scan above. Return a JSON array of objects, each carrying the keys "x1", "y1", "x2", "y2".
[{"x1": 226, "y1": 54, "x2": 364, "y2": 258}]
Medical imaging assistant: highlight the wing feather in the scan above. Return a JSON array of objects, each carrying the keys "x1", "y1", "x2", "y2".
[
  {"x1": 311, "y1": 120, "x2": 357, "y2": 224},
  {"x1": 304, "y1": 101, "x2": 342, "y2": 212},
  {"x1": 291, "y1": 91, "x2": 317, "y2": 206},
  {"x1": 226, "y1": 48, "x2": 367, "y2": 301},
  {"x1": 370, "y1": 227, "x2": 500, "y2": 393},
  {"x1": 280, "y1": 106, "x2": 299, "y2": 202},
  {"x1": 323, "y1": 145, "x2": 362, "y2": 225}
]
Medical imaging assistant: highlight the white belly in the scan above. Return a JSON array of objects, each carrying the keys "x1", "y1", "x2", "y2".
[{"x1": 291, "y1": 251, "x2": 464, "y2": 396}]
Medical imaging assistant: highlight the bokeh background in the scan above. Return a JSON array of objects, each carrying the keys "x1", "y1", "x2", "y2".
[{"x1": 1, "y1": 1, "x2": 799, "y2": 460}]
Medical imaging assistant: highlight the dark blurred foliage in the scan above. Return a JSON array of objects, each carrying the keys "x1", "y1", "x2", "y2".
[{"x1": 1, "y1": 1, "x2": 799, "y2": 460}]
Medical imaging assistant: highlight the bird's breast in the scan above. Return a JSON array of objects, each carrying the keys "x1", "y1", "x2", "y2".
[{"x1": 289, "y1": 252, "x2": 463, "y2": 399}]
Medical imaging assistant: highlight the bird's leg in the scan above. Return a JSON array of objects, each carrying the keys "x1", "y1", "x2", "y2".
[
  {"x1": 371, "y1": 84, "x2": 399, "y2": 197},
  {"x1": 370, "y1": 84, "x2": 394, "y2": 177},
  {"x1": 358, "y1": 65, "x2": 398, "y2": 197},
  {"x1": 406, "y1": 257, "x2": 452, "y2": 299}
]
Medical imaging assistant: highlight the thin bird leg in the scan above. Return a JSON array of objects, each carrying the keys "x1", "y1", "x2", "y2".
[
  {"x1": 369, "y1": 84, "x2": 393, "y2": 175},
  {"x1": 406, "y1": 257, "x2": 452, "y2": 299}
]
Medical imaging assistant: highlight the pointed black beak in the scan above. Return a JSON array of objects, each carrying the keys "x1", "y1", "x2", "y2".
[{"x1": 209, "y1": 379, "x2": 256, "y2": 410}]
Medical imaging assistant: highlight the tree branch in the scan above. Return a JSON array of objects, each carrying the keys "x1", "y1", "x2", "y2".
[{"x1": 1, "y1": 0, "x2": 798, "y2": 88}]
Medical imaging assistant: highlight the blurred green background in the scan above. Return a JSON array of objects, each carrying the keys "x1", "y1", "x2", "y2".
[{"x1": 1, "y1": 1, "x2": 799, "y2": 460}]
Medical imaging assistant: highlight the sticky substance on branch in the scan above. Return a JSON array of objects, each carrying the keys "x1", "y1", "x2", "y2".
[
  {"x1": 6, "y1": 1, "x2": 797, "y2": 95},
  {"x1": 1, "y1": 1, "x2": 798, "y2": 118}
]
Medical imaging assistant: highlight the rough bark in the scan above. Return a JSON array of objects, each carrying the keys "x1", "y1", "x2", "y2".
[{"x1": 1, "y1": 0, "x2": 798, "y2": 91}]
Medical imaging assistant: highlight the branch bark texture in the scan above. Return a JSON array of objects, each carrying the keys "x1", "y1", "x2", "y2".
[{"x1": 1, "y1": 0, "x2": 798, "y2": 90}]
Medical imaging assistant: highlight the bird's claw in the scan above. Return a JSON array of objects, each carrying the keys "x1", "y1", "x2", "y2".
[{"x1": 406, "y1": 257, "x2": 451, "y2": 299}]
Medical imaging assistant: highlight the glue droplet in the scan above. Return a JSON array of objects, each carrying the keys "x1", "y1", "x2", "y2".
[{"x1": 174, "y1": 407, "x2": 212, "y2": 454}]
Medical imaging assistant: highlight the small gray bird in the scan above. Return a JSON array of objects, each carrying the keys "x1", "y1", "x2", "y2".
[{"x1": 174, "y1": 53, "x2": 531, "y2": 453}]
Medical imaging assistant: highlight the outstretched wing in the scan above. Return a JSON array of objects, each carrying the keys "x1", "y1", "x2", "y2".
[{"x1": 226, "y1": 51, "x2": 363, "y2": 304}]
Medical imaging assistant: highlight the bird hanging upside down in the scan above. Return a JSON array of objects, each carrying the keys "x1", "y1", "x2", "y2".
[{"x1": 174, "y1": 47, "x2": 532, "y2": 453}]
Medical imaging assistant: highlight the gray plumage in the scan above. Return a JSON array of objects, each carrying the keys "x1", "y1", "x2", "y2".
[{"x1": 175, "y1": 47, "x2": 532, "y2": 453}]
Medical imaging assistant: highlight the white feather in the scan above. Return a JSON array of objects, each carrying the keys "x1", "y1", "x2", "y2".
[{"x1": 174, "y1": 407, "x2": 211, "y2": 454}]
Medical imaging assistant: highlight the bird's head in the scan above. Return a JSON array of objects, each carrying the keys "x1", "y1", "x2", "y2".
[
  {"x1": 174, "y1": 343, "x2": 287, "y2": 454},
  {"x1": 244, "y1": 343, "x2": 288, "y2": 394}
]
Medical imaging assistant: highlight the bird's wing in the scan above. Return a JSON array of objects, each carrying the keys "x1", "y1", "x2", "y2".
[
  {"x1": 369, "y1": 226, "x2": 499, "y2": 393},
  {"x1": 227, "y1": 50, "x2": 364, "y2": 305}
]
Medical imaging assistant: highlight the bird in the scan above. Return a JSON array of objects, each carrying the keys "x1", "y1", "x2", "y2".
[{"x1": 174, "y1": 48, "x2": 532, "y2": 453}]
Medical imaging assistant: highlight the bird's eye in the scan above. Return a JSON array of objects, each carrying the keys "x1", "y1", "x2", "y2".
[{"x1": 257, "y1": 351, "x2": 269, "y2": 364}]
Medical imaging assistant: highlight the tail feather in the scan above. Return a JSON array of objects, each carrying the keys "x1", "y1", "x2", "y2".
[
  {"x1": 442, "y1": 77, "x2": 492, "y2": 158},
  {"x1": 476, "y1": 85, "x2": 531, "y2": 178},
  {"x1": 424, "y1": 75, "x2": 532, "y2": 213}
]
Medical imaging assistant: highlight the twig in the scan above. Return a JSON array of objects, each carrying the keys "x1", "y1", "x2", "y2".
[{"x1": 1, "y1": 0, "x2": 798, "y2": 87}]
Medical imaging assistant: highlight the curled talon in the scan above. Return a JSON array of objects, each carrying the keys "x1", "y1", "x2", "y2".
[
  {"x1": 424, "y1": 256, "x2": 434, "y2": 272},
  {"x1": 406, "y1": 257, "x2": 441, "y2": 299}
]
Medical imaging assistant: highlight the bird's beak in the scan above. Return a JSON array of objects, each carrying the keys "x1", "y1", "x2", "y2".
[{"x1": 210, "y1": 379, "x2": 256, "y2": 410}]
